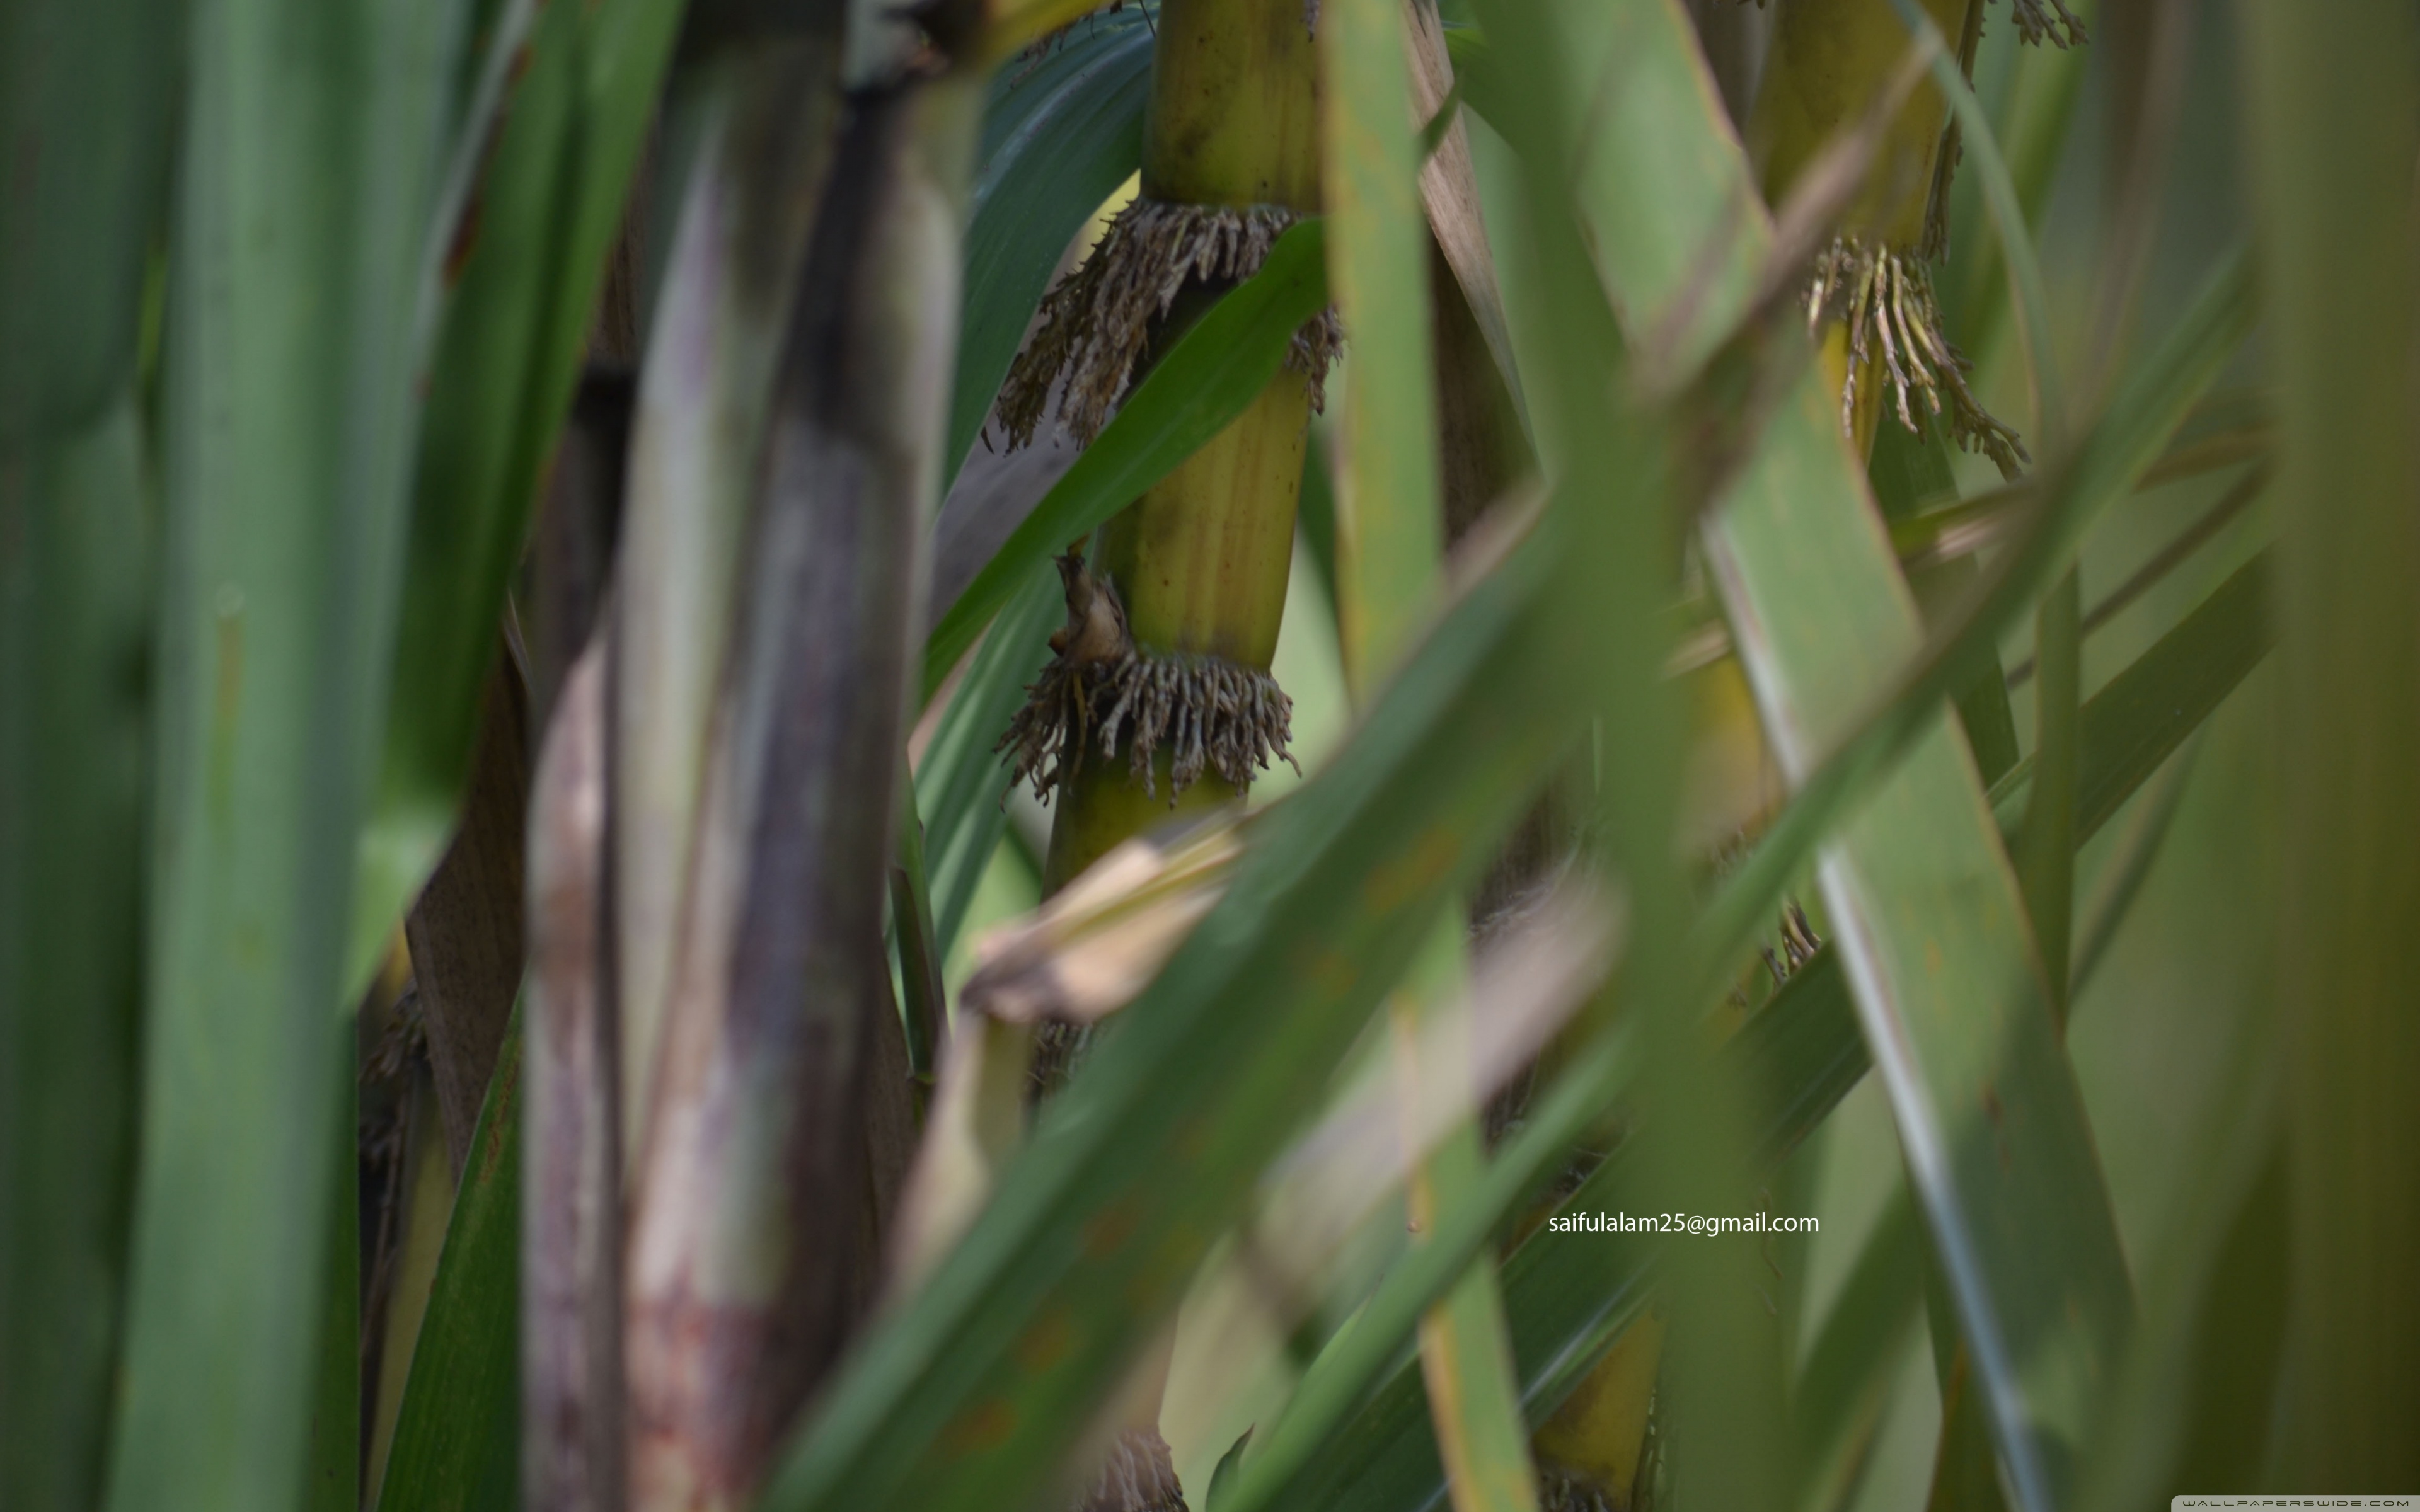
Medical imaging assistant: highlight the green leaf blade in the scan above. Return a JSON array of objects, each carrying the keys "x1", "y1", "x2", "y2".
[
  {"x1": 107, "y1": 0, "x2": 472, "y2": 1503},
  {"x1": 374, "y1": 1010, "x2": 523, "y2": 1512},
  {"x1": 768, "y1": 531, "x2": 1572, "y2": 1512},
  {"x1": 949, "y1": 13, "x2": 1155, "y2": 483}
]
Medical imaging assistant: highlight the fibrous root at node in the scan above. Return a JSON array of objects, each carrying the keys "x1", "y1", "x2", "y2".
[
  {"x1": 1073, "y1": 1426, "x2": 1189, "y2": 1512},
  {"x1": 2003, "y1": 0, "x2": 2087, "y2": 48},
  {"x1": 996, "y1": 198, "x2": 1343, "y2": 450},
  {"x1": 998, "y1": 554, "x2": 1299, "y2": 806},
  {"x1": 1805, "y1": 236, "x2": 2029, "y2": 479}
]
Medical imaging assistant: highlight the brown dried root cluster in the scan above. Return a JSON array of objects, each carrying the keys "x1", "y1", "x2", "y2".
[
  {"x1": 999, "y1": 556, "x2": 1299, "y2": 806},
  {"x1": 1074, "y1": 1426, "x2": 1190, "y2": 1512},
  {"x1": 1029, "y1": 1018, "x2": 1093, "y2": 1104},
  {"x1": 1805, "y1": 236, "x2": 2029, "y2": 479},
  {"x1": 996, "y1": 198, "x2": 1344, "y2": 449},
  {"x1": 2004, "y1": 0, "x2": 2087, "y2": 48},
  {"x1": 1540, "y1": 1462, "x2": 1643, "y2": 1512}
]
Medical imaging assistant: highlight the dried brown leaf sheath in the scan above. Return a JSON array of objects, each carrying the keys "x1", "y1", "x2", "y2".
[
  {"x1": 999, "y1": 556, "x2": 1299, "y2": 806},
  {"x1": 996, "y1": 198, "x2": 1342, "y2": 449},
  {"x1": 407, "y1": 656, "x2": 529, "y2": 1181},
  {"x1": 525, "y1": 633, "x2": 626, "y2": 1512},
  {"x1": 623, "y1": 74, "x2": 941, "y2": 1512}
]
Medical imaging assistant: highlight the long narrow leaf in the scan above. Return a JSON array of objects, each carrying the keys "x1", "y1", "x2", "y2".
[
  {"x1": 0, "y1": 399, "x2": 153, "y2": 1512},
  {"x1": 374, "y1": 1009, "x2": 524, "y2": 1512},
  {"x1": 107, "y1": 0, "x2": 466, "y2": 1501},
  {"x1": 1280, "y1": 539, "x2": 2274, "y2": 1512},
  {"x1": 764, "y1": 522, "x2": 1579, "y2": 1512},
  {"x1": 2239, "y1": 0, "x2": 2420, "y2": 1482},
  {"x1": 1323, "y1": 0, "x2": 1534, "y2": 1504},
  {"x1": 916, "y1": 558, "x2": 1061, "y2": 959},
  {"x1": 1466, "y1": 6, "x2": 2141, "y2": 1506},
  {"x1": 1988, "y1": 550, "x2": 2272, "y2": 846}
]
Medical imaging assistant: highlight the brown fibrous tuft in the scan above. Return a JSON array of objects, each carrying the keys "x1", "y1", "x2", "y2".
[
  {"x1": 1537, "y1": 1465, "x2": 1618, "y2": 1512},
  {"x1": 996, "y1": 198, "x2": 1342, "y2": 450},
  {"x1": 997, "y1": 555, "x2": 1298, "y2": 805},
  {"x1": 1074, "y1": 1426, "x2": 1190, "y2": 1512},
  {"x1": 1805, "y1": 236, "x2": 2029, "y2": 480},
  {"x1": 1029, "y1": 1019, "x2": 1093, "y2": 1105},
  {"x1": 2003, "y1": 0, "x2": 2087, "y2": 48}
]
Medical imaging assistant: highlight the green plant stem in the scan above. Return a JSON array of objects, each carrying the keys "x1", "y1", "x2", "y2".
[
  {"x1": 2020, "y1": 569, "x2": 2082, "y2": 1022},
  {"x1": 1042, "y1": 0, "x2": 1322, "y2": 891}
]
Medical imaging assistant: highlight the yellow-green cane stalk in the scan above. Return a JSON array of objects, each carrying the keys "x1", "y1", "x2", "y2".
[
  {"x1": 1749, "y1": 0, "x2": 2075, "y2": 477},
  {"x1": 994, "y1": 0, "x2": 1329, "y2": 893},
  {"x1": 979, "y1": 4, "x2": 1329, "y2": 1503}
]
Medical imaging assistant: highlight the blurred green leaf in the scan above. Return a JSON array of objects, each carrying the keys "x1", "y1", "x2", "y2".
[
  {"x1": 0, "y1": 1, "x2": 173, "y2": 1499},
  {"x1": 1990, "y1": 550, "x2": 2273, "y2": 847},
  {"x1": 1322, "y1": 0, "x2": 1443, "y2": 693},
  {"x1": 921, "y1": 219, "x2": 1331, "y2": 699},
  {"x1": 892, "y1": 764, "x2": 948, "y2": 1090},
  {"x1": 374, "y1": 1007, "x2": 522, "y2": 1512},
  {"x1": 2066, "y1": 737, "x2": 2201, "y2": 1000},
  {"x1": 350, "y1": 0, "x2": 688, "y2": 994},
  {"x1": 1254, "y1": 932, "x2": 1870, "y2": 1512},
  {"x1": 1295, "y1": 424, "x2": 1340, "y2": 625},
  {"x1": 766, "y1": 519, "x2": 1579, "y2": 1512},
  {"x1": 1869, "y1": 420, "x2": 2021, "y2": 785},
  {"x1": 2018, "y1": 568, "x2": 2083, "y2": 1020},
  {"x1": 2239, "y1": 0, "x2": 2420, "y2": 1483},
  {"x1": 1206, "y1": 1426, "x2": 1256, "y2": 1512},
  {"x1": 106, "y1": 0, "x2": 471, "y2": 1503},
  {"x1": 948, "y1": 9, "x2": 1154, "y2": 483},
  {"x1": 1322, "y1": 0, "x2": 1534, "y2": 1500},
  {"x1": 0, "y1": 400, "x2": 154, "y2": 1512},
  {"x1": 1485, "y1": 3, "x2": 2151, "y2": 1504},
  {"x1": 916, "y1": 558, "x2": 1061, "y2": 959},
  {"x1": 2073, "y1": 1002, "x2": 2286, "y2": 1512},
  {"x1": 0, "y1": 0, "x2": 176, "y2": 447},
  {"x1": 306, "y1": 1063, "x2": 361, "y2": 1512},
  {"x1": 1797, "y1": 1190, "x2": 1925, "y2": 1512}
]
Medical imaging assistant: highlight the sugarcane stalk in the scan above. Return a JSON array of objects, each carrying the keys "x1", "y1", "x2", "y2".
[
  {"x1": 995, "y1": 0, "x2": 1330, "y2": 896},
  {"x1": 618, "y1": 6, "x2": 982, "y2": 1506},
  {"x1": 1748, "y1": 0, "x2": 2075, "y2": 478},
  {"x1": 957, "y1": 3, "x2": 1329, "y2": 1505}
]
